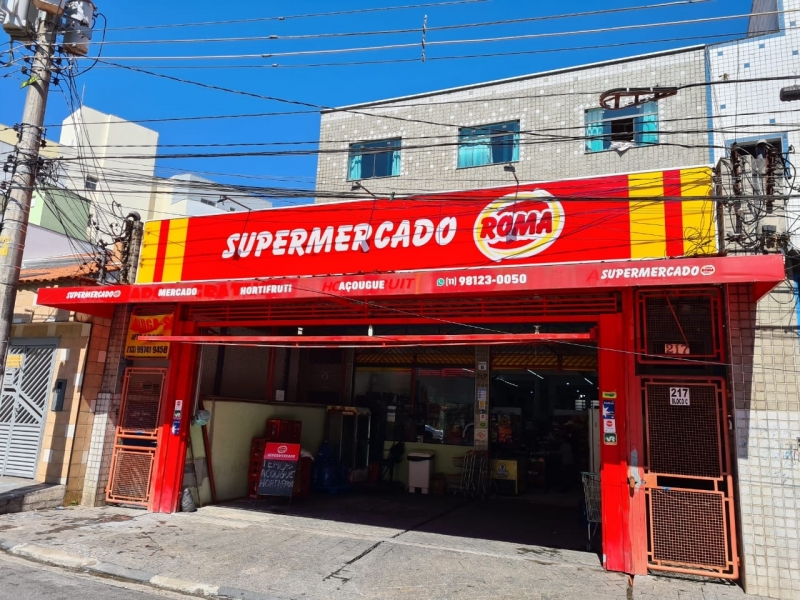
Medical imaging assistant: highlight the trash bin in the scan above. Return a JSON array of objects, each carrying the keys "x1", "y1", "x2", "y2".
[{"x1": 407, "y1": 452, "x2": 434, "y2": 494}]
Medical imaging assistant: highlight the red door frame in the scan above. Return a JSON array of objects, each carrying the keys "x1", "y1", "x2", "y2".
[
  {"x1": 147, "y1": 298, "x2": 648, "y2": 575},
  {"x1": 149, "y1": 315, "x2": 198, "y2": 513}
]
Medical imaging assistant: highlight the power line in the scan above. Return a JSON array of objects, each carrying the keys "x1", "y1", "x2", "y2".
[
  {"x1": 102, "y1": 1, "x2": 488, "y2": 32},
  {"x1": 70, "y1": 1, "x2": 713, "y2": 46},
  {"x1": 70, "y1": 9, "x2": 796, "y2": 61}
]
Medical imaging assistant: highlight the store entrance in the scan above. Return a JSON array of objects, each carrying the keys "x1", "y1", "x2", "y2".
[{"x1": 189, "y1": 330, "x2": 601, "y2": 555}]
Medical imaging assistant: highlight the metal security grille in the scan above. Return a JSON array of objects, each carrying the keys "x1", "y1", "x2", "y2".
[
  {"x1": 117, "y1": 370, "x2": 165, "y2": 437},
  {"x1": 187, "y1": 293, "x2": 621, "y2": 327},
  {"x1": 356, "y1": 345, "x2": 474, "y2": 367},
  {"x1": 492, "y1": 344, "x2": 597, "y2": 370},
  {"x1": 106, "y1": 448, "x2": 156, "y2": 505},
  {"x1": 106, "y1": 368, "x2": 166, "y2": 507},
  {"x1": 636, "y1": 289, "x2": 723, "y2": 364},
  {"x1": 647, "y1": 484, "x2": 738, "y2": 578},
  {"x1": 643, "y1": 378, "x2": 727, "y2": 478},
  {"x1": 0, "y1": 343, "x2": 57, "y2": 478}
]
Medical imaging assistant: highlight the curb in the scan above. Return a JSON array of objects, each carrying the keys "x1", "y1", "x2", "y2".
[{"x1": 0, "y1": 538, "x2": 284, "y2": 600}]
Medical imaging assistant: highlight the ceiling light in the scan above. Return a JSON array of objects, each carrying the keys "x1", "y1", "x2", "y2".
[
  {"x1": 584, "y1": 377, "x2": 593, "y2": 385},
  {"x1": 527, "y1": 369, "x2": 544, "y2": 379}
]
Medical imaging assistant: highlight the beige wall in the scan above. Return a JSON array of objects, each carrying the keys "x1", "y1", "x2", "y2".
[
  {"x1": 197, "y1": 399, "x2": 327, "y2": 502},
  {"x1": 9, "y1": 283, "x2": 111, "y2": 505}
]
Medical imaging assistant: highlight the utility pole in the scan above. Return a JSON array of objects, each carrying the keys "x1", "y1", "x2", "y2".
[{"x1": 0, "y1": 12, "x2": 59, "y2": 372}]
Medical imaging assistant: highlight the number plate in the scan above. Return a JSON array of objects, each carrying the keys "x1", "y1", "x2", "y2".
[{"x1": 669, "y1": 387, "x2": 690, "y2": 406}]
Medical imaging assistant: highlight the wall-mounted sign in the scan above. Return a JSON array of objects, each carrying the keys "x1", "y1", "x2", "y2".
[
  {"x1": 604, "y1": 419, "x2": 617, "y2": 434},
  {"x1": 137, "y1": 168, "x2": 715, "y2": 284},
  {"x1": 5, "y1": 354, "x2": 23, "y2": 369},
  {"x1": 664, "y1": 343, "x2": 690, "y2": 355},
  {"x1": 125, "y1": 309, "x2": 174, "y2": 359},
  {"x1": 602, "y1": 400, "x2": 616, "y2": 419},
  {"x1": 604, "y1": 433, "x2": 618, "y2": 445},
  {"x1": 669, "y1": 387, "x2": 691, "y2": 406}
]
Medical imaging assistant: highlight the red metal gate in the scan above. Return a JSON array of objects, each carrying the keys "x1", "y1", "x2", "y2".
[
  {"x1": 106, "y1": 368, "x2": 166, "y2": 506},
  {"x1": 640, "y1": 376, "x2": 738, "y2": 579}
]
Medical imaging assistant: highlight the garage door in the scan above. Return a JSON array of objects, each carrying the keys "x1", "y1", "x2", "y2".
[{"x1": 0, "y1": 343, "x2": 57, "y2": 478}]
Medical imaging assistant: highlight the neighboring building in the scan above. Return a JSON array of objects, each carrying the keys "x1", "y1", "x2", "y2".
[
  {"x1": 703, "y1": 2, "x2": 800, "y2": 598},
  {"x1": 0, "y1": 257, "x2": 113, "y2": 508}
]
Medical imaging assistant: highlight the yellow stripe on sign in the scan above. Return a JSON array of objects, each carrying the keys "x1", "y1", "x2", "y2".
[
  {"x1": 680, "y1": 167, "x2": 716, "y2": 256},
  {"x1": 161, "y1": 218, "x2": 189, "y2": 283},
  {"x1": 136, "y1": 221, "x2": 162, "y2": 284},
  {"x1": 628, "y1": 171, "x2": 666, "y2": 259}
]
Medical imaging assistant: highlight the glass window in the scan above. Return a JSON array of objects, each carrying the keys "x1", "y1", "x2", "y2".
[
  {"x1": 348, "y1": 138, "x2": 401, "y2": 180},
  {"x1": 585, "y1": 102, "x2": 658, "y2": 153},
  {"x1": 354, "y1": 367, "x2": 474, "y2": 446},
  {"x1": 457, "y1": 121, "x2": 519, "y2": 168}
]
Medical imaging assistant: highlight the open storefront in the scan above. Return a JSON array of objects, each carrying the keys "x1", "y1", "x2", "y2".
[{"x1": 37, "y1": 168, "x2": 785, "y2": 579}]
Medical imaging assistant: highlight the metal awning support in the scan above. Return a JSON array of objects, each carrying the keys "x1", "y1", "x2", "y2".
[{"x1": 137, "y1": 332, "x2": 596, "y2": 348}]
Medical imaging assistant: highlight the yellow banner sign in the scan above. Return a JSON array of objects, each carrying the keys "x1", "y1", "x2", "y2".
[
  {"x1": 125, "y1": 311, "x2": 174, "y2": 359},
  {"x1": 6, "y1": 354, "x2": 23, "y2": 368}
]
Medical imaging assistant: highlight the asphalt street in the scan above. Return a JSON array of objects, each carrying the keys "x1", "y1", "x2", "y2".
[{"x1": 0, "y1": 553, "x2": 193, "y2": 600}]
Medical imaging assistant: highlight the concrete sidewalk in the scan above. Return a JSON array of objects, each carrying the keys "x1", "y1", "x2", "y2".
[{"x1": 0, "y1": 497, "x2": 765, "y2": 600}]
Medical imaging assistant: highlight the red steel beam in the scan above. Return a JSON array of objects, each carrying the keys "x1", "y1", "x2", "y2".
[{"x1": 138, "y1": 332, "x2": 595, "y2": 347}]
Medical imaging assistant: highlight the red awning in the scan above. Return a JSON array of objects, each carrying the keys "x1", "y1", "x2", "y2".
[{"x1": 35, "y1": 255, "x2": 785, "y2": 318}]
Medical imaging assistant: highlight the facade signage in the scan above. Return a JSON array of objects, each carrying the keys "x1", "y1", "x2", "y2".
[
  {"x1": 37, "y1": 255, "x2": 786, "y2": 316},
  {"x1": 136, "y1": 168, "x2": 715, "y2": 285},
  {"x1": 5, "y1": 354, "x2": 22, "y2": 369},
  {"x1": 125, "y1": 310, "x2": 174, "y2": 359}
]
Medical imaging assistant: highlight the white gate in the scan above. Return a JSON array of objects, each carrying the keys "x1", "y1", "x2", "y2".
[{"x1": 0, "y1": 342, "x2": 57, "y2": 478}]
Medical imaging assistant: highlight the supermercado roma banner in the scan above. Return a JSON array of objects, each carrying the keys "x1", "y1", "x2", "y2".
[{"x1": 136, "y1": 167, "x2": 715, "y2": 284}]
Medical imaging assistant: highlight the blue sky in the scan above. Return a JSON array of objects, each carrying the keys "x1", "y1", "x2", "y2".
[{"x1": 0, "y1": 0, "x2": 755, "y2": 200}]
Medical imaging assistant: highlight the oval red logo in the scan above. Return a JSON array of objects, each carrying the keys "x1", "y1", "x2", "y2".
[
  {"x1": 474, "y1": 190, "x2": 564, "y2": 262},
  {"x1": 700, "y1": 265, "x2": 716, "y2": 276},
  {"x1": 277, "y1": 445, "x2": 288, "y2": 454}
]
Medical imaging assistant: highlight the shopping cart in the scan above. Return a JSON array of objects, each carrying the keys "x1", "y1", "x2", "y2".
[{"x1": 581, "y1": 472, "x2": 601, "y2": 551}]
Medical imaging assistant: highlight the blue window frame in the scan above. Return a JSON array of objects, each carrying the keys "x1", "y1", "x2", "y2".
[
  {"x1": 585, "y1": 102, "x2": 659, "y2": 153},
  {"x1": 457, "y1": 121, "x2": 519, "y2": 168},
  {"x1": 348, "y1": 138, "x2": 401, "y2": 181}
]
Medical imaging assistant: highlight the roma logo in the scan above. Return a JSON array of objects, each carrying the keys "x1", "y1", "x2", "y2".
[{"x1": 474, "y1": 190, "x2": 565, "y2": 262}]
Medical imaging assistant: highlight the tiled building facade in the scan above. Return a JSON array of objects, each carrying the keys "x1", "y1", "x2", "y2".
[{"x1": 317, "y1": 47, "x2": 710, "y2": 200}]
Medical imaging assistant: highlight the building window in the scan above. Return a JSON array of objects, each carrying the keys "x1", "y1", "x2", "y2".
[
  {"x1": 348, "y1": 138, "x2": 401, "y2": 180},
  {"x1": 457, "y1": 121, "x2": 519, "y2": 168},
  {"x1": 585, "y1": 102, "x2": 658, "y2": 153},
  {"x1": 84, "y1": 176, "x2": 98, "y2": 191}
]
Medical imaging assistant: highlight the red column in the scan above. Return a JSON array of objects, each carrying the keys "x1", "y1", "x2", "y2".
[
  {"x1": 621, "y1": 289, "x2": 648, "y2": 575},
  {"x1": 597, "y1": 312, "x2": 631, "y2": 572},
  {"x1": 149, "y1": 314, "x2": 198, "y2": 513},
  {"x1": 598, "y1": 293, "x2": 648, "y2": 575}
]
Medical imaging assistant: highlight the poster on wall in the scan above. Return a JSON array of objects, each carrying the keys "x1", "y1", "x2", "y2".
[{"x1": 124, "y1": 309, "x2": 174, "y2": 359}]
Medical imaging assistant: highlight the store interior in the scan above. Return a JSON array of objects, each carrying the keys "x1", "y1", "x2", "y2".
[{"x1": 186, "y1": 330, "x2": 600, "y2": 551}]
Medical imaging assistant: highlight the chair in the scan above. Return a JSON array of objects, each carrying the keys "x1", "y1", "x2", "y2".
[{"x1": 380, "y1": 442, "x2": 405, "y2": 482}]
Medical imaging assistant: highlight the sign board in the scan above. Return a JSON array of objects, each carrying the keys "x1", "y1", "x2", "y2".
[
  {"x1": 5, "y1": 354, "x2": 23, "y2": 369},
  {"x1": 604, "y1": 433, "x2": 618, "y2": 445},
  {"x1": 664, "y1": 343, "x2": 690, "y2": 355},
  {"x1": 603, "y1": 419, "x2": 617, "y2": 434},
  {"x1": 669, "y1": 387, "x2": 691, "y2": 406},
  {"x1": 136, "y1": 168, "x2": 715, "y2": 284},
  {"x1": 258, "y1": 442, "x2": 300, "y2": 497},
  {"x1": 125, "y1": 309, "x2": 174, "y2": 359},
  {"x1": 602, "y1": 400, "x2": 615, "y2": 419}
]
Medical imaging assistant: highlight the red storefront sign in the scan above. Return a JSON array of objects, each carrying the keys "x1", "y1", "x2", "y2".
[
  {"x1": 37, "y1": 255, "x2": 785, "y2": 316},
  {"x1": 137, "y1": 168, "x2": 716, "y2": 284}
]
